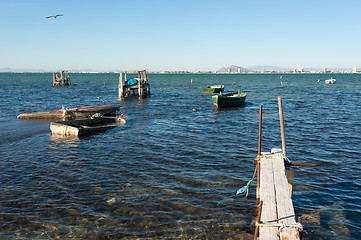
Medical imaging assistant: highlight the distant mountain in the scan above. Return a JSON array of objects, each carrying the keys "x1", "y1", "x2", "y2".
[{"x1": 217, "y1": 65, "x2": 250, "y2": 73}]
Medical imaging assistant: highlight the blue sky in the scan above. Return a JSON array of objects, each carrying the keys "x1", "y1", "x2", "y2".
[{"x1": 1, "y1": 0, "x2": 361, "y2": 71}]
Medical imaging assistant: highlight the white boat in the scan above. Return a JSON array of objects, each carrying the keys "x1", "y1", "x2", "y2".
[{"x1": 325, "y1": 78, "x2": 336, "y2": 84}]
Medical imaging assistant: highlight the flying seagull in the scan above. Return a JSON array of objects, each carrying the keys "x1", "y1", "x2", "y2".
[{"x1": 46, "y1": 14, "x2": 63, "y2": 19}]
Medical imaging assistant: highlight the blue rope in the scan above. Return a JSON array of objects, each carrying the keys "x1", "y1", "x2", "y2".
[
  {"x1": 236, "y1": 180, "x2": 252, "y2": 196},
  {"x1": 217, "y1": 180, "x2": 252, "y2": 206},
  {"x1": 217, "y1": 164, "x2": 258, "y2": 206}
]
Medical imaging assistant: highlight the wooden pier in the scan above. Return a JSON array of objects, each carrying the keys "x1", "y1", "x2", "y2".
[
  {"x1": 252, "y1": 96, "x2": 312, "y2": 240},
  {"x1": 118, "y1": 70, "x2": 150, "y2": 98},
  {"x1": 255, "y1": 149, "x2": 301, "y2": 240}
]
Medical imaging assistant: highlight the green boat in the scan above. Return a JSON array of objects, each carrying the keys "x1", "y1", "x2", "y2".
[
  {"x1": 202, "y1": 84, "x2": 225, "y2": 93},
  {"x1": 212, "y1": 91, "x2": 247, "y2": 108}
]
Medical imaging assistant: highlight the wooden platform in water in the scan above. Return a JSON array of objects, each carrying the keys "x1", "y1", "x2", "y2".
[{"x1": 257, "y1": 148, "x2": 301, "y2": 240}]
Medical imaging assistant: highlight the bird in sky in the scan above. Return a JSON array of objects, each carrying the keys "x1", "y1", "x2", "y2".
[{"x1": 46, "y1": 14, "x2": 63, "y2": 19}]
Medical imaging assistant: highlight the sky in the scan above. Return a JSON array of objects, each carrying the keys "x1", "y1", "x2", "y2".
[{"x1": 1, "y1": 0, "x2": 361, "y2": 72}]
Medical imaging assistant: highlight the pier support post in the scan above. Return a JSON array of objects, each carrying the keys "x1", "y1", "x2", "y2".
[
  {"x1": 254, "y1": 200, "x2": 263, "y2": 240},
  {"x1": 118, "y1": 72, "x2": 124, "y2": 99},
  {"x1": 257, "y1": 105, "x2": 262, "y2": 200},
  {"x1": 278, "y1": 96, "x2": 286, "y2": 156},
  {"x1": 258, "y1": 105, "x2": 263, "y2": 157}
]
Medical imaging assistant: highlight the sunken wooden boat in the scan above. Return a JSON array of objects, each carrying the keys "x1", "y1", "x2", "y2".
[
  {"x1": 17, "y1": 104, "x2": 120, "y2": 120},
  {"x1": 50, "y1": 116, "x2": 126, "y2": 136},
  {"x1": 212, "y1": 91, "x2": 247, "y2": 108},
  {"x1": 202, "y1": 84, "x2": 225, "y2": 93}
]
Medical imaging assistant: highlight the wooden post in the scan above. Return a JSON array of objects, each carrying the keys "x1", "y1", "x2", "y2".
[
  {"x1": 254, "y1": 200, "x2": 263, "y2": 240},
  {"x1": 286, "y1": 169, "x2": 294, "y2": 195},
  {"x1": 257, "y1": 105, "x2": 262, "y2": 200},
  {"x1": 278, "y1": 96, "x2": 286, "y2": 156},
  {"x1": 118, "y1": 72, "x2": 123, "y2": 99},
  {"x1": 258, "y1": 105, "x2": 263, "y2": 157},
  {"x1": 60, "y1": 70, "x2": 64, "y2": 85}
]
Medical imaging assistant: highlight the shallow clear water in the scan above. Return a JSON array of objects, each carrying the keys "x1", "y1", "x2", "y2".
[{"x1": 0, "y1": 73, "x2": 360, "y2": 239}]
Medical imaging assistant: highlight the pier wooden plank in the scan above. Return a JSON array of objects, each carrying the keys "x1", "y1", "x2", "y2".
[
  {"x1": 273, "y1": 155, "x2": 299, "y2": 239},
  {"x1": 259, "y1": 154, "x2": 278, "y2": 239}
]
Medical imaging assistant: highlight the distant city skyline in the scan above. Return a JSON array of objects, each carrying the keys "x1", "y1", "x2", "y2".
[
  {"x1": 1, "y1": 65, "x2": 358, "y2": 74},
  {"x1": 1, "y1": 0, "x2": 361, "y2": 72}
]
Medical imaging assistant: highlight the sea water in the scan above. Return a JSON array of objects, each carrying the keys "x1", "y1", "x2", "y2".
[{"x1": 0, "y1": 73, "x2": 360, "y2": 239}]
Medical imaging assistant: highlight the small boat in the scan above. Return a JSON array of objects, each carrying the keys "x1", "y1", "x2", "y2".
[
  {"x1": 212, "y1": 91, "x2": 247, "y2": 108},
  {"x1": 202, "y1": 84, "x2": 225, "y2": 93},
  {"x1": 50, "y1": 116, "x2": 126, "y2": 136},
  {"x1": 325, "y1": 78, "x2": 336, "y2": 84},
  {"x1": 18, "y1": 104, "x2": 120, "y2": 120}
]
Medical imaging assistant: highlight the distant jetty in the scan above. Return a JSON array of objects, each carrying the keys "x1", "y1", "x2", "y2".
[
  {"x1": 53, "y1": 70, "x2": 70, "y2": 86},
  {"x1": 118, "y1": 70, "x2": 150, "y2": 98}
]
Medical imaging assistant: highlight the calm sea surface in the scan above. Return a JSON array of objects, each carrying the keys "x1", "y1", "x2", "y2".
[{"x1": 0, "y1": 73, "x2": 360, "y2": 239}]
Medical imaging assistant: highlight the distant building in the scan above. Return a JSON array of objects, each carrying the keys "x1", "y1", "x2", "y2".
[
  {"x1": 353, "y1": 66, "x2": 357, "y2": 73},
  {"x1": 323, "y1": 68, "x2": 327, "y2": 73},
  {"x1": 294, "y1": 68, "x2": 304, "y2": 73}
]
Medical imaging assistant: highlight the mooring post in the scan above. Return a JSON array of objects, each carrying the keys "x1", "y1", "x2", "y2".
[
  {"x1": 278, "y1": 96, "x2": 286, "y2": 156},
  {"x1": 257, "y1": 105, "x2": 262, "y2": 200},
  {"x1": 254, "y1": 200, "x2": 263, "y2": 240},
  {"x1": 258, "y1": 105, "x2": 263, "y2": 157},
  {"x1": 118, "y1": 72, "x2": 123, "y2": 99}
]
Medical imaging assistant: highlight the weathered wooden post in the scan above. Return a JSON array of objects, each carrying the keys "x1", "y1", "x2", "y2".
[
  {"x1": 258, "y1": 105, "x2": 263, "y2": 157},
  {"x1": 278, "y1": 96, "x2": 295, "y2": 195},
  {"x1": 118, "y1": 72, "x2": 123, "y2": 99},
  {"x1": 257, "y1": 105, "x2": 262, "y2": 200},
  {"x1": 60, "y1": 71, "x2": 63, "y2": 86},
  {"x1": 254, "y1": 200, "x2": 263, "y2": 240},
  {"x1": 278, "y1": 96, "x2": 286, "y2": 156}
]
